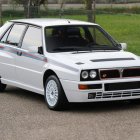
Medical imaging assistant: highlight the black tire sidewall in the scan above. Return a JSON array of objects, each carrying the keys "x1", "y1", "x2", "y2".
[{"x1": 0, "y1": 81, "x2": 6, "y2": 92}]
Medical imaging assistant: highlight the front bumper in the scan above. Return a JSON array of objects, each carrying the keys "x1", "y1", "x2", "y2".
[{"x1": 60, "y1": 78, "x2": 140, "y2": 102}]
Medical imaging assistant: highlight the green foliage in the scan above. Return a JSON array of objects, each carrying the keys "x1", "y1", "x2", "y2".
[{"x1": 2, "y1": 10, "x2": 24, "y2": 17}]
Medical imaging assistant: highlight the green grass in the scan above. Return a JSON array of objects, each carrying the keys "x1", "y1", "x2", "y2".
[
  {"x1": 97, "y1": 14, "x2": 140, "y2": 56},
  {"x1": 2, "y1": 14, "x2": 140, "y2": 55}
]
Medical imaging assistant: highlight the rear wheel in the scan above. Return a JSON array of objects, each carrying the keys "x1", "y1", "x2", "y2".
[
  {"x1": 0, "y1": 80, "x2": 6, "y2": 92},
  {"x1": 44, "y1": 75, "x2": 68, "y2": 110}
]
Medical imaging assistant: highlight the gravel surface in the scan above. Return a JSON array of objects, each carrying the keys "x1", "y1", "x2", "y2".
[{"x1": 0, "y1": 86, "x2": 140, "y2": 140}]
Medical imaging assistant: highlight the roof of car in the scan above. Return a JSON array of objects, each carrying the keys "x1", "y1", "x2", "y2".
[{"x1": 10, "y1": 18, "x2": 98, "y2": 27}]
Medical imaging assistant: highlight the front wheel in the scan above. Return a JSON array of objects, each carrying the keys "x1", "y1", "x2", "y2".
[{"x1": 44, "y1": 75, "x2": 68, "y2": 110}]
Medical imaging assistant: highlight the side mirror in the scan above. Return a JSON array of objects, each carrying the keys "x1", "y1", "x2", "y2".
[
  {"x1": 28, "y1": 46, "x2": 38, "y2": 53},
  {"x1": 38, "y1": 46, "x2": 43, "y2": 54},
  {"x1": 120, "y1": 43, "x2": 127, "y2": 50}
]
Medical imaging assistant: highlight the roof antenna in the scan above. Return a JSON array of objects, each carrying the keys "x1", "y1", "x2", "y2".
[{"x1": 68, "y1": 20, "x2": 70, "y2": 23}]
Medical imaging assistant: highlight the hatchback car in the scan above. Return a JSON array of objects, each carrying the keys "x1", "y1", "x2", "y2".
[{"x1": 0, "y1": 18, "x2": 140, "y2": 110}]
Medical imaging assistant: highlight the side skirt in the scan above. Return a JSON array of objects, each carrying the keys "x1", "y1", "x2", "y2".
[{"x1": 1, "y1": 78, "x2": 44, "y2": 95}]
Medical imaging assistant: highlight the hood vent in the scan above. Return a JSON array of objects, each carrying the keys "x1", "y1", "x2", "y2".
[
  {"x1": 91, "y1": 58, "x2": 135, "y2": 62},
  {"x1": 76, "y1": 62, "x2": 84, "y2": 65}
]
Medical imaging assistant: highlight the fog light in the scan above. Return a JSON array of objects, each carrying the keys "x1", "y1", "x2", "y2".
[{"x1": 88, "y1": 93, "x2": 96, "y2": 99}]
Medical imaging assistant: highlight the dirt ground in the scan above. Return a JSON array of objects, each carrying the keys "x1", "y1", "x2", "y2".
[{"x1": 1, "y1": 86, "x2": 140, "y2": 140}]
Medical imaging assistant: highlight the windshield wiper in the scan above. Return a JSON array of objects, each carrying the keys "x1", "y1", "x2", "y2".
[{"x1": 52, "y1": 46, "x2": 91, "y2": 52}]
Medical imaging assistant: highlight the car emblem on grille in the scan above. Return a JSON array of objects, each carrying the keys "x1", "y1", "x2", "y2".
[
  {"x1": 102, "y1": 74, "x2": 107, "y2": 78},
  {"x1": 119, "y1": 68, "x2": 124, "y2": 77}
]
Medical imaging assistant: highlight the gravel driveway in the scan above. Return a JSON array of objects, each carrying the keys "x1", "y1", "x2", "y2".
[{"x1": 0, "y1": 86, "x2": 140, "y2": 140}]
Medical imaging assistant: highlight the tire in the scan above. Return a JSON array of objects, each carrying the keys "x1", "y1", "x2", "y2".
[
  {"x1": 44, "y1": 75, "x2": 68, "y2": 111},
  {"x1": 129, "y1": 99, "x2": 140, "y2": 104},
  {"x1": 0, "y1": 80, "x2": 6, "y2": 92}
]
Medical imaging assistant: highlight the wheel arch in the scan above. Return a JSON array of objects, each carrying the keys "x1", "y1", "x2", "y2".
[{"x1": 43, "y1": 69, "x2": 59, "y2": 88}]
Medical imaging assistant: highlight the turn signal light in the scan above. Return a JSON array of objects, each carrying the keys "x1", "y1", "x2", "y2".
[
  {"x1": 78, "y1": 84, "x2": 102, "y2": 90},
  {"x1": 78, "y1": 84, "x2": 88, "y2": 90}
]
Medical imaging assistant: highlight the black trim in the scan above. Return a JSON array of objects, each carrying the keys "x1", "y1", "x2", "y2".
[
  {"x1": 91, "y1": 58, "x2": 135, "y2": 62},
  {"x1": 87, "y1": 84, "x2": 102, "y2": 89},
  {"x1": 105, "y1": 81, "x2": 140, "y2": 91},
  {"x1": 123, "y1": 68, "x2": 140, "y2": 77}
]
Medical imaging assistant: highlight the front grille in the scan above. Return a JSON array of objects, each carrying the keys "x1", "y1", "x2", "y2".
[
  {"x1": 100, "y1": 69, "x2": 120, "y2": 79},
  {"x1": 105, "y1": 81, "x2": 140, "y2": 91},
  {"x1": 123, "y1": 68, "x2": 140, "y2": 77},
  {"x1": 99, "y1": 67, "x2": 140, "y2": 80},
  {"x1": 94, "y1": 90, "x2": 140, "y2": 99}
]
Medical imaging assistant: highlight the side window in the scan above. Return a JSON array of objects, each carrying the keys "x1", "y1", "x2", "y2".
[
  {"x1": 79, "y1": 27, "x2": 86, "y2": 39},
  {"x1": 1, "y1": 27, "x2": 11, "y2": 43},
  {"x1": 21, "y1": 26, "x2": 43, "y2": 54},
  {"x1": 6, "y1": 24, "x2": 26, "y2": 46},
  {"x1": 0, "y1": 22, "x2": 12, "y2": 39}
]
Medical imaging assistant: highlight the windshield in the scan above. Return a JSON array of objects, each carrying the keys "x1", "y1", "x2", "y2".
[{"x1": 45, "y1": 25, "x2": 120, "y2": 53}]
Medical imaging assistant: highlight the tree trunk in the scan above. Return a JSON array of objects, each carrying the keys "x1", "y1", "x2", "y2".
[
  {"x1": 25, "y1": 0, "x2": 46, "y2": 18},
  {"x1": 23, "y1": 0, "x2": 28, "y2": 18},
  {"x1": 85, "y1": 0, "x2": 93, "y2": 22},
  {"x1": 59, "y1": 0, "x2": 65, "y2": 18}
]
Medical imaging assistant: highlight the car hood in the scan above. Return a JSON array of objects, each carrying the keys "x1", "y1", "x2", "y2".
[{"x1": 49, "y1": 51, "x2": 140, "y2": 70}]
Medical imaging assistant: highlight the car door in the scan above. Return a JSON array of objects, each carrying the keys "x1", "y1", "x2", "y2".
[
  {"x1": 15, "y1": 25, "x2": 46, "y2": 94},
  {"x1": 0, "y1": 23, "x2": 26, "y2": 83}
]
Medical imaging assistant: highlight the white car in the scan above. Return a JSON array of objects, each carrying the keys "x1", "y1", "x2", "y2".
[{"x1": 0, "y1": 18, "x2": 140, "y2": 110}]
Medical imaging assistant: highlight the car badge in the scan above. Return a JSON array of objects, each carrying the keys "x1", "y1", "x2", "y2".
[
  {"x1": 119, "y1": 68, "x2": 123, "y2": 77},
  {"x1": 102, "y1": 74, "x2": 107, "y2": 78}
]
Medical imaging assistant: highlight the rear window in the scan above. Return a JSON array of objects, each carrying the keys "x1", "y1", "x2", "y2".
[
  {"x1": 0, "y1": 22, "x2": 12, "y2": 38},
  {"x1": 6, "y1": 24, "x2": 26, "y2": 46}
]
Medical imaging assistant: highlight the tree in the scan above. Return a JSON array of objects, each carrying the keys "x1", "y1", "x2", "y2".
[
  {"x1": 59, "y1": 0, "x2": 66, "y2": 18},
  {"x1": 13, "y1": 0, "x2": 47, "y2": 18},
  {"x1": 85, "y1": 0, "x2": 93, "y2": 22}
]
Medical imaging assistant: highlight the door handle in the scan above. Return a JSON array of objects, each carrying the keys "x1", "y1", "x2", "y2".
[{"x1": 17, "y1": 51, "x2": 22, "y2": 56}]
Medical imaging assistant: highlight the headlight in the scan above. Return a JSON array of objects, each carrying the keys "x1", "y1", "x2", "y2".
[
  {"x1": 80, "y1": 69, "x2": 99, "y2": 81},
  {"x1": 81, "y1": 71, "x2": 89, "y2": 79},
  {"x1": 90, "y1": 70, "x2": 97, "y2": 79}
]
